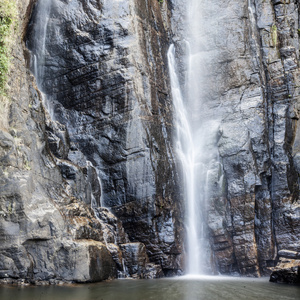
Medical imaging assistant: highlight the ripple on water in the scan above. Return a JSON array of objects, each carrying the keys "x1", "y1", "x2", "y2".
[{"x1": 1, "y1": 277, "x2": 300, "y2": 300}]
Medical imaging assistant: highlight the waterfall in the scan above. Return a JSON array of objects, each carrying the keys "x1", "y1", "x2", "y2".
[
  {"x1": 28, "y1": 0, "x2": 104, "y2": 211},
  {"x1": 168, "y1": 0, "x2": 222, "y2": 275},
  {"x1": 29, "y1": 0, "x2": 52, "y2": 88},
  {"x1": 28, "y1": 0, "x2": 55, "y2": 118}
]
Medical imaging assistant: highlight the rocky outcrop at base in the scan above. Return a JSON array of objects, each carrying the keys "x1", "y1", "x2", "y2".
[{"x1": 270, "y1": 250, "x2": 300, "y2": 285}]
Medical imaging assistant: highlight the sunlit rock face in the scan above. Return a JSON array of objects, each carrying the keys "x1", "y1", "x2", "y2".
[{"x1": 270, "y1": 250, "x2": 300, "y2": 285}]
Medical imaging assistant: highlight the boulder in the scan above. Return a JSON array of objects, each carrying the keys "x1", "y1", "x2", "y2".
[{"x1": 270, "y1": 256, "x2": 300, "y2": 285}]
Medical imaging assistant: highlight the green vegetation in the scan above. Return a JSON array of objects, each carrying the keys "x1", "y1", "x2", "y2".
[
  {"x1": 0, "y1": 0, "x2": 17, "y2": 94},
  {"x1": 7, "y1": 203, "x2": 12, "y2": 214},
  {"x1": 158, "y1": 0, "x2": 164, "y2": 4},
  {"x1": 23, "y1": 159, "x2": 31, "y2": 171},
  {"x1": 271, "y1": 24, "x2": 277, "y2": 47}
]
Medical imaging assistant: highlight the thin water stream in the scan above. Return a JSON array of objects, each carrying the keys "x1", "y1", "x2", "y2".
[{"x1": 30, "y1": 0, "x2": 52, "y2": 84}]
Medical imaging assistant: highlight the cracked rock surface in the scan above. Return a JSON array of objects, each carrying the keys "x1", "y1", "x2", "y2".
[{"x1": 1, "y1": 0, "x2": 183, "y2": 284}]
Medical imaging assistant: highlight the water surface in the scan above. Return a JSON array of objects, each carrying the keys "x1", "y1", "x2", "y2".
[{"x1": 1, "y1": 276, "x2": 299, "y2": 300}]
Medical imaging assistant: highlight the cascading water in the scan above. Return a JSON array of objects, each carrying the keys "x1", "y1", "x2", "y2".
[
  {"x1": 168, "y1": 1, "x2": 222, "y2": 275},
  {"x1": 28, "y1": 0, "x2": 105, "y2": 211},
  {"x1": 28, "y1": 0, "x2": 55, "y2": 117},
  {"x1": 29, "y1": 0, "x2": 52, "y2": 88}
]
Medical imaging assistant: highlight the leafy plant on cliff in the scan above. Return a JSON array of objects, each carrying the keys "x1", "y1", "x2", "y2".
[{"x1": 0, "y1": 0, "x2": 17, "y2": 94}]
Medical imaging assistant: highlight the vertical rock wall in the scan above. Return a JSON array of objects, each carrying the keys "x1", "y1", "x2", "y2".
[
  {"x1": 0, "y1": 0, "x2": 184, "y2": 284},
  {"x1": 29, "y1": 0, "x2": 184, "y2": 273},
  {"x1": 169, "y1": 0, "x2": 300, "y2": 276}
]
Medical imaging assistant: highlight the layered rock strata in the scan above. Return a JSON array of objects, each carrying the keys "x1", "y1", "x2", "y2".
[{"x1": 214, "y1": 0, "x2": 300, "y2": 276}]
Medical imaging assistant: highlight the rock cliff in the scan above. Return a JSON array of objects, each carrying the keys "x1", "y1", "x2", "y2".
[
  {"x1": 0, "y1": 0, "x2": 183, "y2": 284},
  {"x1": 212, "y1": 0, "x2": 300, "y2": 276},
  {"x1": 270, "y1": 250, "x2": 300, "y2": 284},
  {"x1": 170, "y1": 0, "x2": 300, "y2": 276},
  {"x1": 0, "y1": 0, "x2": 299, "y2": 284}
]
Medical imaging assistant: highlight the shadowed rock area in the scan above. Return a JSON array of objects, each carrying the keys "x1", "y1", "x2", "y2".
[
  {"x1": 270, "y1": 250, "x2": 300, "y2": 285},
  {"x1": 0, "y1": 0, "x2": 183, "y2": 284}
]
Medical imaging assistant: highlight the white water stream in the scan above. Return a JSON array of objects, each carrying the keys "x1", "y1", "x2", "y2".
[
  {"x1": 31, "y1": 0, "x2": 223, "y2": 276},
  {"x1": 168, "y1": 1, "x2": 222, "y2": 275},
  {"x1": 29, "y1": 0, "x2": 105, "y2": 211},
  {"x1": 29, "y1": 0, "x2": 56, "y2": 119},
  {"x1": 30, "y1": 0, "x2": 52, "y2": 87}
]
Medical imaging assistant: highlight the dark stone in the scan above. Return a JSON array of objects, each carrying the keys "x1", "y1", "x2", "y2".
[
  {"x1": 88, "y1": 243, "x2": 117, "y2": 282},
  {"x1": 119, "y1": 242, "x2": 163, "y2": 279},
  {"x1": 25, "y1": 0, "x2": 184, "y2": 276},
  {"x1": 270, "y1": 257, "x2": 300, "y2": 285}
]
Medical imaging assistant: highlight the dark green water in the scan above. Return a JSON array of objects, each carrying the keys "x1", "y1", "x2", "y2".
[{"x1": 1, "y1": 276, "x2": 300, "y2": 300}]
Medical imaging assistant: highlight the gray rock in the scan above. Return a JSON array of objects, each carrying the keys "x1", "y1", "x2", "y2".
[
  {"x1": 170, "y1": 0, "x2": 300, "y2": 276},
  {"x1": 120, "y1": 242, "x2": 163, "y2": 279},
  {"x1": 278, "y1": 250, "x2": 300, "y2": 260},
  {"x1": 1, "y1": 0, "x2": 183, "y2": 283},
  {"x1": 25, "y1": 0, "x2": 184, "y2": 275}
]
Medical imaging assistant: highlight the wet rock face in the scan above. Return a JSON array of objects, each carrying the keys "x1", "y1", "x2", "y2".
[
  {"x1": 0, "y1": 0, "x2": 118, "y2": 284},
  {"x1": 120, "y1": 242, "x2": 164, "y2": 279},
  {"x1": 170, "y1": 0, "x2": 300, "y2": 276},
  {"x1": 0, "y1": 0, "x2": 183, "y2": 284},
  {"x1": 217, "y1": 0, "x2": 300, "y2": 276},
  {"x1": 25, "y1": 0, "x2": 183, "y2": 276}
]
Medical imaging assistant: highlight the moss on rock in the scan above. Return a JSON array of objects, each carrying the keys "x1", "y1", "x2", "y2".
[{"x1": 0, "y1": 0, "x2": 17, "y2": 94}]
